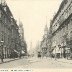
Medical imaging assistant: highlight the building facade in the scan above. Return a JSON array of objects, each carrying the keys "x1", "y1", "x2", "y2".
[
  {"x1": 40, "y1": 25, "x2": 48, "y2": 57},
  {"x1": 19, "y1": 21, "x2": 27, "y2": 56},
  {"x1": 0, "y1": 1, "x2": 26, "y2": 59},
  {"x1": 50, "y1": 0, "x2": 72, "y2": 58},
  {"x1": 0, "y1": 3, "x2": 13, "y2": 58}
]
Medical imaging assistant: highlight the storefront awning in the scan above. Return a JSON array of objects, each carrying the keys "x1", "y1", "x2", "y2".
[
  {"x1": 14, "y1": 50, "x2": 19, "y2": 53},
  {"x1": 21, "y1": 50, "x2": 25, "y2": 54}
]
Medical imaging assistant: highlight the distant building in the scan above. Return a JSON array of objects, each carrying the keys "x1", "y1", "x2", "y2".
[
  {"x1": 19, "y1": 21, "x2": 27, "y2": 56},
  {"x1": 40, "y1": 24, "x2": 48, "y2": 57},
  {"x1": 47, "y1": 25, "x2": 52, "y2": 57}
]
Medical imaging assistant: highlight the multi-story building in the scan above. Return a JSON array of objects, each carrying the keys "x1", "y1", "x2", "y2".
[
  {"x1": 10, "y1": 18, "x2": 21, "y2": 58},
  {"x1": 40, "y1": 24, "x2": 48, "y2": 57},
  {"x1": 19, "y1": 21, "x2": 27, "y2": 56},
  {"x1": 0, "y1": 3, "x2": 13, "y2": 58},
  {"x1": 50, "y1": 0, "x2": 72, "y2": 58},
  {"x1": 47, "y1": 26, "x2": 52, "y2": 57},
  {"x1": 0, "y1": 1, "x2": 25, "y2": 58}
]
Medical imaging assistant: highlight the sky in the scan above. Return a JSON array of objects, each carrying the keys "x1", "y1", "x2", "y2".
[{"x1": 6, "y1": 0, "x2": 62, "y2": 51}]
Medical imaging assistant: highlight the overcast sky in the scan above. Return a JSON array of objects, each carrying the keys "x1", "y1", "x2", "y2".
[{"x1": 6, "y1": 0, "x2": 62, "y2": 51}]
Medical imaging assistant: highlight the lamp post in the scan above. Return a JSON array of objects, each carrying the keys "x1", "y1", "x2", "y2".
[{"x1": 1, "y1": 40, "x2": 4, "y2": 63}]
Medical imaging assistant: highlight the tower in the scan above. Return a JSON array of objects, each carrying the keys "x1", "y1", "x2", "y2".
[
  {"x1": 19, "y1": 20, "x2": 24, "y2": 41},
  {"x1": 44, "y1": 16, "x2": 48, "y2": 38}
]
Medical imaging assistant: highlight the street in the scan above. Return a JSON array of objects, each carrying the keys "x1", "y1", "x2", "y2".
[{"x1": 0, "y1": 57, "x2": 72, "y2": 68}]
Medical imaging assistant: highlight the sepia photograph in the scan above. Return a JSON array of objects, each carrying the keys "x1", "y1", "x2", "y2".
[{"x1": 0, "y1": 0, "x2": 72, "y2": 72}]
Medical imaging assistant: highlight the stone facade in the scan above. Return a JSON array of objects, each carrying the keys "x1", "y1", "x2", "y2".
[
  {"x1": 40, "y1": 25, "x2": 48, "y2": 57},
  {"x1": 19, "y1": 21, "x2": 27, "y2": 56},
  {"x1": 0, "y1": 4, "x2": 13, "y2": 58},
  {"x1": 50, "y1": 0, "x2": 72, "y2": 58},
  {"x1": 0, "y1": 2, "x2": 26, "y2": 58}
]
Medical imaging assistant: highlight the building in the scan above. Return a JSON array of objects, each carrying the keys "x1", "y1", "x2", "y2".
[
  {"x1": 10, "y1": 18, "x2": 21, "y2": 58},
  {"x1": 19, "y1": 21, "x2": 27, "y2": 56},
  {"x1": 0, "y1": 2, "x2": 13, "y2": 58},
  {"x1": 47, "y1": 25, "x2": 52, "y2": 57},
  {"x1": 50, "y1": 0, "x2": 72, "y2": 58},
  {"x1": 40, "y1": 24, "x2": 48, "y2": 57},
  {"x1": 0, "y1": 1, "x2": 26, "y2": 59}
]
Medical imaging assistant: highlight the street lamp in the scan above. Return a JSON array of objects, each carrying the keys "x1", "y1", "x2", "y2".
[{"x1": 1, "y1": 40, "x2": 4, "y2": 63}]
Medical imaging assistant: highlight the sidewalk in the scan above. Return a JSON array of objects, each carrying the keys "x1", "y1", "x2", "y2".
[
  {"x1": 0, "y1": 58, "x2": 19, "y2": 64},
  {"x1": 57, "y1": 58, "x2": 72, "y2": 64},
  {"x1": 43, "y1": 57, "x2": 72, "y2": 64}
]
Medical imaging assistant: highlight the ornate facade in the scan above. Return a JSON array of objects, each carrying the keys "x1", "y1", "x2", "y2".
[
  {"x1": 50, "y1": 0, "x2": 72, "y2": 58},
  {"x1": 0, "y1": 1, "x2": 27, "y2": 58},
  {"x1": 40, "y1": 25, "x2": 48, "y2": 57}
]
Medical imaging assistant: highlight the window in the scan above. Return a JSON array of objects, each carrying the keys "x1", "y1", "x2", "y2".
[
  {"x1": 5, "y1": 17, "x2": 6, "y2": 24},
  {"x1": 61, "y1": 0, "x2": 68, "y2": 10},
  {"x1": 65, "y1": 10, "x2": 68, "y2": 19},
  {"x1": 65, "y1": 0, "x2": 68, "y2": 4},
  {"x1": 70, "y1": 31, "x2": 72, "y2": 40},
  {"x1": 0, "y1": 11, "x2": 1, "y2": 18}
]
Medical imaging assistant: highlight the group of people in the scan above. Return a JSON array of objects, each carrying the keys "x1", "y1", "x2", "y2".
[{"x1": 51, "y1": 45, "x2": 71, "y2": 59}]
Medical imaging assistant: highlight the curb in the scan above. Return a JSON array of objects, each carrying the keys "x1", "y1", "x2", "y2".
[
  {"x1": 54, "y1": 58, "x2": 72, "y2": 64},
  {"x1": 0, "y1": 58, "x2": 21, "y2": 64},
  {"x1": 57, "y1": 60, "x2": 72, "y2": 64},
  {"x1": 47, "y1": 58, "x2": 72, "y2": 64}
]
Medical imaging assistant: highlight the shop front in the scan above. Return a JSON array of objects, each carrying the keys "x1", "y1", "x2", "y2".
[{"x1": 52, "y1": 46, "x2": 62, "y2": 59}]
